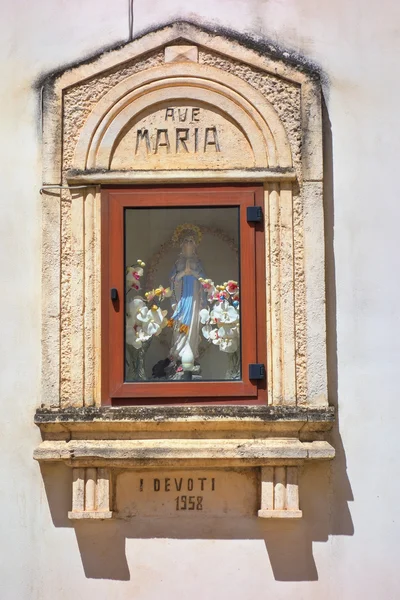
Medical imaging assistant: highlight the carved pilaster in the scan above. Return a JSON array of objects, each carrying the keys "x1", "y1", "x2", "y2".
[
  {"x1": 68, "y1": 467, "x2": 113, "y2": 520},
  {"x1": 264, "y1": 183, "x2": 296, "y2": 405},
  {"x1": 258, "y1": 466, "x2": 302, "y2": 518},
  {"x1": 61, "y1": 187, "x2": 101, "y2": 408}
]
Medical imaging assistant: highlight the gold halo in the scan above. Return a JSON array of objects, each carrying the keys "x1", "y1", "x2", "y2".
[{"x1": 172, "y1": 223, "x2": 202, "y2": 246}]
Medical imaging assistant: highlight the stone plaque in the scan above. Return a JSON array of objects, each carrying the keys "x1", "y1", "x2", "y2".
[
  {"x1": 116, "y1": 469, "x2": 258, "y2": 518},
  {"x1": 110, "y1": 100, "x2": 254, "y2": 170}
]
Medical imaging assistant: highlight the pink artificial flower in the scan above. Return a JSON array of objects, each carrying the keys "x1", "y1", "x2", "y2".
[
  {"x1": 126, "y1": 265, "x2": 143, "y2": 291},
  {"x1": 226, "y1": 280, "x2": 239, "y2": 294}
]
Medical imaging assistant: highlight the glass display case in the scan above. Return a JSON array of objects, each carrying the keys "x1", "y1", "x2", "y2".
[{"x1": 102, "y1": 186, "x2": 266, "y2": 404}]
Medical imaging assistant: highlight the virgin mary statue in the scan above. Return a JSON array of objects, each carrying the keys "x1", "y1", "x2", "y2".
[{"x1": 168, "y1": 223, "x2": 206, "y2": 374}]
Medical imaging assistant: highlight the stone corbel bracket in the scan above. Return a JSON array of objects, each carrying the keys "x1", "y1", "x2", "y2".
[
  {"x1": 258, "y1": 466, "x2": 302, "y2": 518},
  {"x1": 69, "y1": 467, "x2": 113, "y2": 520},
  {"x1": 34, "y1": 406, "x2": 334, "y2": 520}
]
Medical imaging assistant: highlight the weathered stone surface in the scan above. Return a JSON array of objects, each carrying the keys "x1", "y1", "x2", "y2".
[
  {"x1": 34, "y1": 405, "x2": 335, "y2": 440},
  {"x1": 72, "y1": 62, "x2": 292, "y2": 171},
  {"x1": 165, "y1": 45, "x2": 199, "y2": 63},
  {"x1": 199, "y1": 50, "x2": 302, "y2": 179},
  {"x1": 116, "y1": 468, "x2": 258, "y2": 518},
  {"x1": 34, "y1": 438, "x2": 334, "y2": 467},
  {"x1": 35, "y1": 405, "x2": 335, "y2": 423},
  {"x1": 258, "y1": 509, "x2": 302, "y2": 519},
  {"x1": 258, "y1": 465, "x2": 302, "y2": 518},
  {"x1": 33, "y1": 440, "x2": 71, "y2": 461},
  {"x1": 68, "y1": 466, "x2": 113, "y2": 520},
  {"x1": 302, "y1": 441, "x2": 335, "y2": 460}
]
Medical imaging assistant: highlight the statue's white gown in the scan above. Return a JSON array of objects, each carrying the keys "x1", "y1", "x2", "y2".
[{"x1": 169, "y1": 256, "x2": 206, "y2": 363}]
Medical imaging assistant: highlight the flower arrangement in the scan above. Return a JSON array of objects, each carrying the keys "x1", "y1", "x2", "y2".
[
  {"x1": 125, "y1": 260, "x2": 171, "y2": 349},
  {"x1": 198, "y1": 278, "x2": 240, "y2": 354},
  {"x1": 126, "y1": 258, "x2": 240, "y2": 359}
]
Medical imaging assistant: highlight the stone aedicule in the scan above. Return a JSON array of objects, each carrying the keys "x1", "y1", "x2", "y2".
[{"x1": 38, "y1": 22, "x2": 332, "y2": 520}]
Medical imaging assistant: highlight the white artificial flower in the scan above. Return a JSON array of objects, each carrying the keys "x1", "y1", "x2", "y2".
[
  {"x1": 126, "y1": 318, "x2": 138, "y2": 347},
  {"x1": 214, "y1": 325, "x2": 239, "y2": 352},
  {"x1": 199, "y1": 308, "x2": 210, "y2": 324},
  {"x1": 127, "y1": 297, "x2": 146, "y2": 321},
  {"x1": 126, "y1": 299, "x2": 167, "y2": 347},
  {"x1": 201, "y1": 325, "x2": 220, "y2": 345},
  {"x1": 202, "y1": 324, "x2": 214, "y2": 340},
  {"x1": 218, "y1": 325, "x2": 239, "y2": 339},
  {"x1": 151, "y1": 306, "x2": 168, "y2": 327},
  {"x1": 136, "y1": 306, "x2": 151, "y2": 323},
  {"x1": 219, "y1": 337, "x2": 238, "y2": 353},
  {"x1": 135, "y1": 329, "x2": 152, "y2": 348},
  {"x1": 126, "y1": 317, "x2": 152, "y2": 348},
  {"x1": 211, "y1": 300, "x2": 239, "y2": 325},
  {"x1": 146, "y1": 320, "x2": 161, "y2": 337},
  {"x1": 126, "y1": 266, "x2": 143, "y2": 290},
  {"x1": 137, "y1": 305, "x2": 168, "y2": 337}
]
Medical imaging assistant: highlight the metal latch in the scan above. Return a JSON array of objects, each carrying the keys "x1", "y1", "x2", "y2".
[
  {"x1": 249, "y1": 363, "x2": 266, "y2": 380},
  {"x1": 246, "y1": 206, "x2": 263, "y2": 223}
]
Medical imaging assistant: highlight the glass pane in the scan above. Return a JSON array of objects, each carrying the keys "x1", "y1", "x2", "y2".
[{"x1": 125, "y1": 207, "x2": 241, "y2": 382}]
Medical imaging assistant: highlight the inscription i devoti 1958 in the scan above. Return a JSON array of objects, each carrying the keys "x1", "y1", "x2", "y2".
[
  {"x1": 140, "y1": 475, "x2": 216, "y2": 511},
  {"x1": 135, "y1": 107, "x2": 221, "y2": 155},
  {"x1": 116, "y1": 470, "x2": 258, "y2": 517}
]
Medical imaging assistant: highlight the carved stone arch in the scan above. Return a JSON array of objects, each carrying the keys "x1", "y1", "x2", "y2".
[
  {"x1": 73, "y1": 63, "x2": 293, "y2": 171},
  {"x1": 88, "y1": 86, "x2": 268, "y2": 169}
]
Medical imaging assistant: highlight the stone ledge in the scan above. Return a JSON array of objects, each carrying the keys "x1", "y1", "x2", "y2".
[
  {"x1": 35, "y1": 405, "x2": 335, "y2": 421},
  {"x1": 66, "y1": 168, "x2": 297, "y2": 185},
  {"x1": 35, "y1": 405, "x2": 335, "y2": 436},
  {"x1": 34, "y1": 438, "x2": 334, "y2": 468}
]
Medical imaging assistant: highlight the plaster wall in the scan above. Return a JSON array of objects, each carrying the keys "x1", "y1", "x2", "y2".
[{"x1": 1, "y1": 1, "x2": 400, "y2": 599}]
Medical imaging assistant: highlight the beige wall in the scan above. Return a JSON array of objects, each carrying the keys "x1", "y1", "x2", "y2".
[{"x1": 1, "y1": 1, "x2": 399, "y2": 598}]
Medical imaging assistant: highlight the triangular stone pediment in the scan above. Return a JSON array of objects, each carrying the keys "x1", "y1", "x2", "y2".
[{"x1": 42, "y1": 22, "x2": 322, "y2": 183}]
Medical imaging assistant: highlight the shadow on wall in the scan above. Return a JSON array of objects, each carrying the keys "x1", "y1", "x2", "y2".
[
  {"x1": 73, "y1": 462, "x2": 330, "y2": 582},
  {"x1": 322, "y1": 96, "x2": 354, "y2": 540},
  {"x1": 40, "y1": 457, "x2": 351, "y2": 583},
  {"x1": 39, "y1": 97, "x2": 353, "y2": 584}
]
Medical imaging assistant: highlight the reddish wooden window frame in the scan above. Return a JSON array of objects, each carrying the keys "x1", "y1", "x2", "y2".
[{"x1": 101, "y1": 185, "x2": 266, "y2": 406}]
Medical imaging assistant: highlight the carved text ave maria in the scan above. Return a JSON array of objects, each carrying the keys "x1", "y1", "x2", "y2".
[{"x1": 135, "y1": 107, "x2": 221, "y2": 155}]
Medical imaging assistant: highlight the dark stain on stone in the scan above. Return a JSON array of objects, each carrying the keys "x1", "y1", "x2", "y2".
[
  {"x1": 35, "y1": 405, "x2": 335, "y2": 424},
  {"x1": 34, "y1": 19, "x2": 327, "y2": 93}
]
